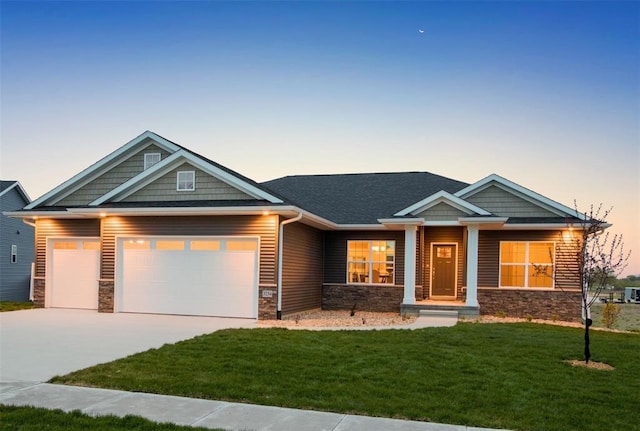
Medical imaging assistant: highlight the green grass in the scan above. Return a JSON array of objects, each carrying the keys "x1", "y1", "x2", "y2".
[
  {"x1": 0, "y1": 301, "x2": 34, "y2": 312},
  {"x1": 51, "y1": 323, "x2": 640, "y2": 431},
  {"x1": 591, "y1": 302, "x2": 640, "y2": 332},
  {"x1": 0, "y1": 405, "x2": 221, "y2": 431}
]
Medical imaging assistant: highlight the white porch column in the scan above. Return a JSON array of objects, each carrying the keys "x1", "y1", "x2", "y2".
[
  {"x1": 465, "y1": 224, "x2": 479, "y2": 307},
  {"x1": 403, "y1": 225, "x2": 417, "y2": 304}
]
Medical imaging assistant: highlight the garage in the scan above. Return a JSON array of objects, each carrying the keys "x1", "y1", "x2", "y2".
[
  {"x1": 48, "y1": 238, "x2": 101, "y2": 309},
  {"x1": 116, "y1": 236, "x2": 259, "y2": 318}
]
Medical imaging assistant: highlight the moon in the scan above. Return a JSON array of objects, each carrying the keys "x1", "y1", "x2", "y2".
[{"x1": 418, "y1": 29, "x2": 424, "y2": 33}]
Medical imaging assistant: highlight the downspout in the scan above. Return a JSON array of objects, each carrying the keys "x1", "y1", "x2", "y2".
[{"x1": 277, "y1": 212, "x2": 303, "y2": 320}]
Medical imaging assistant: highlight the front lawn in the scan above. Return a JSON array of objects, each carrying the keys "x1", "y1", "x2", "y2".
[
  {"x1": 0, "y1": 405, "x2": 220, "y2": 431},
  {"x1": 590, "y1": 302, "x2": 640, "y2": 332},
  {"x1": 51, "y1": 323, "x2": 640, "y2": 431},
  {"x1": 0, "y1": 301, "x2": 34, "y2": 312}
]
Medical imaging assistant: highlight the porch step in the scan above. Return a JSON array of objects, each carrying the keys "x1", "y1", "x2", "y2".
[
  {"x1": 418, "y1": 309, "x2": 459, "y2": 319},
  {"x1": 401, "y1": 303, "x2": 480, "y2": 318}
]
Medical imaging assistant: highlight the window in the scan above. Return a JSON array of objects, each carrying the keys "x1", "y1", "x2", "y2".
[
  {"x1": 190, "y1": 240, "x2": 221, "y2": 251},
  {"x1": 123, "y1": 239, "x2": 150, "y2": 250},
  {"x1": 226, "y1": 240, "x2": 258, "y2": 251},
  {"x1": 144, "y1": 153, "x2": 161, "y2": 170},
  {"x1": 347, "y1": 240, "x2": 395, "y2": 284},
  {"x1": 156, "y1": 240, "x2": 185, "y2": 250},
  {"x1": 177, "y1": 171, "x2": 195, "y2": 191},
  {"x1": 10, "y1": 245, "x2": 17, "y2": 263},
  {"x1": 500, "y1": 241, "x2": 555, "y2": 288}
]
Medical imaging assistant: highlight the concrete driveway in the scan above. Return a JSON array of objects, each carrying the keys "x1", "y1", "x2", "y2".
[{"x1": 0, "y1": 308, "x2": 255, "y2": 382}]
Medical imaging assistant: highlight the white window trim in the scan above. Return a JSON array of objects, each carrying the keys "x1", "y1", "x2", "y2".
[
  {"x1": 346, "y1": 240, "x2": 395, "y2": 285},
  {"x1": 177, "y1": 170, "x2": 196, "y2": 191},
  {"x1": 11, "y1": 244, "x2": 17, "y2": 264},
  {"x1": 144, "y1": 153, "x2": 161, "y2": 170},
  {"x1": 498, "y1": 240, "x2": 556, "y2": 289}
]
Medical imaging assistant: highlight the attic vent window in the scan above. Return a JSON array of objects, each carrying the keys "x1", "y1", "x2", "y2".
[
  {"x1": 144, "y1": 153, "x2": 161, "y2": 170},
  {"x1": 177, "y1": 171, "x2": 195, "y2": 191}
]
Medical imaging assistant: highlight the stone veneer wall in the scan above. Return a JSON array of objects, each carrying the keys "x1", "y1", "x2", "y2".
[
  {"x1": 32, "y1": 278, "x2": 45, "y2": 307},
  {"x1": 259, "y1": 286, "x2": 277, "y2": 320},
  {"x1": 322, "y1": 284, "x2": 404, "y2": 312},
  {"x1": 478, "y1": 288, "x2": 581, "y2": 322},
  {"x1": 98, "y1": 280, "x2": 115, "y2": 313}
]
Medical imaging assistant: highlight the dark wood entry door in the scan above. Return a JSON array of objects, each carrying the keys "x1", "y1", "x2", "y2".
[{"x1": 431, "y1": 244, "x2": 456, "y2": 298}]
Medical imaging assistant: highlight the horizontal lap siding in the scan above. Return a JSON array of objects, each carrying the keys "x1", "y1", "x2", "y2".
[
  {"x1": 34, "y1": 219, "x2": 101, "y2": 277},
  {"x1": 281, "y1": 222, "x2": 324, "y2": 314},
  {"x1": 478, "y1": 230, "x2": 580, "y2": 289},
  {"x1": 0, "y1": 190, "x2": 35, "y2": 301},
  {"x1": 324, "y1": 231, "x2": 405, "y2": 285},
  {"x1": 100, "y1": 215, "x2": 277, "y2": 284}
]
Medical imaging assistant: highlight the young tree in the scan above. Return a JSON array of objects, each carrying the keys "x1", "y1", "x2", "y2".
[{"x1": 558, "y1": 203, "x2": 630, "y2": 363}]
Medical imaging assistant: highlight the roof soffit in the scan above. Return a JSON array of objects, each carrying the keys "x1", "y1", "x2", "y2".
[{"x1": 25, "y1": 131, "x2": 181, "y2": 209}]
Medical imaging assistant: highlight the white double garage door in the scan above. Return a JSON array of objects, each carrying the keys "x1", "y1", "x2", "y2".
[{"x1": 47, "y1": 236, "x2": 259, "y2": 318}]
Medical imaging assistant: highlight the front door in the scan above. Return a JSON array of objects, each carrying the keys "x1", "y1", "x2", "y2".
[{"x1": 431, "y1": 244, "x2": 457, "y2": 299}]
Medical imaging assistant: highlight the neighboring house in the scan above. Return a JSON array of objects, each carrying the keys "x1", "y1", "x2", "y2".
[
  {"x1": 0, "y1": 181, "x2": 35, "y2": 301},
  {"x1": 7, "y1": 131, "x2": 587, "y2": 321}
]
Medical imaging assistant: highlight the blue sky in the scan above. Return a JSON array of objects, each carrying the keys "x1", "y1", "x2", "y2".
[{"x1": 1, "y1": 1, "x2": 638, "y2": 275}]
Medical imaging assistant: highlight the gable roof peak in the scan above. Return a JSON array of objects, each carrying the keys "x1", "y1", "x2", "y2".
[
  {"x1": 455, "y1": 173, "x2": 581, "y2": 219},
  {"x1": 0, "y1": 180, "x2": 31, "y2": 202}
]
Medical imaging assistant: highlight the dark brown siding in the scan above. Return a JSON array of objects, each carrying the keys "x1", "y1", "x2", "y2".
[
  {"x1": 324, "y1": 231, "x2": 405, "y2": 285},
  {"x1": 478, "y1": 230, "x2": 580, "y2": 289},
  {"x1": 281, "y1": 222, "x2": 324, "y2": 314},
  {"x1": 421, "y1": 226, "x2": 465, "y2": 299},
  {"x1": 100, "y1": 215, "x2": 278, "y2": 283},
  {"x1": 35, "y1": 219, "x2": 101, "y2": 277}
]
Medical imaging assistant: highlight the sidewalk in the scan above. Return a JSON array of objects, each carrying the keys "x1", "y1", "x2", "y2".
[{"x1": 1, "y1": 381, "x2": 507, "y2": 431}]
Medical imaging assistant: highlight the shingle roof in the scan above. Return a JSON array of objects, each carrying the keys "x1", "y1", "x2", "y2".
[{"x1": 262, "y1": 172, "x2": 469, "y2": 224}]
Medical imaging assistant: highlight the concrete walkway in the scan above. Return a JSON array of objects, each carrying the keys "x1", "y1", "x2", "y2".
[
  {"x1": 0, "y1": 309, "x2": 508, "y2": 431},
  {"x1": 1, "y1": 382, "x2": 506, "y2": 431}
]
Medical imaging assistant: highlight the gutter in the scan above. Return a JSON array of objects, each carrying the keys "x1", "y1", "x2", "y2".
[{"x1": 276, "y1": 212, "x2": 303, "y2": 319}]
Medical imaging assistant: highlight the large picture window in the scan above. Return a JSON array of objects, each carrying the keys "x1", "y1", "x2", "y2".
[
  {"x1": 347, "y1": 240, "x2": 395, "y2": 284},
  {"x1": 499, "y1": 241, "x2": 555, "y2": 288}
]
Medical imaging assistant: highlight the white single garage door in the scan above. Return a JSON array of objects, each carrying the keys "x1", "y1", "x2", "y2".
[
  {"x1": 49, "y1": 239, "x2": 100, "y2": 309},
  {"x1": 117, "y1": 237, "x2": 258, "y2": 318}
]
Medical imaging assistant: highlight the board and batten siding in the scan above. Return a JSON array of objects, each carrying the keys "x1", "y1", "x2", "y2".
[
  {"x1": 34, "y1": 219, "x2": 101, "y2": 278},
  {"x1": 324, "y1": 231, "x2": 405, "y2": 285},
  {"x1": 100, "y1": 215, "x2": 278, "y2": 284},
  {"x1": 465, "y1": 185, "x2": 558, "y2": 217},
  {"x1": 56, "y1": 143, "x2": 173, "y2": 206},
  {"x1": 281, "y1": 222, "x2": 324, "y2": 315},
  {"x1": 122, "y1": 163, "x2": 254, "y2": 202},
  {"x1": 477, "y1": 230, "x2": 580, "y2": 289},
  {"x1": 421, "y1": 226, "x2": 465, "y2": 299}
]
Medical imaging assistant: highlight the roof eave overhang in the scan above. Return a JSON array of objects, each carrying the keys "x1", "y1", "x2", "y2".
[
  {"x1": 3, "y1": 210, "x2": 83, "y2": 220},
  {"x1": 377, "y1": 218, "x2": 425, "y2": 230},
  {"x1": 11, "y1": 205, "x2": 338, "y2": 230},
  {"x1": 502, "y1": 222, "x2": 612, "y2": 230}
]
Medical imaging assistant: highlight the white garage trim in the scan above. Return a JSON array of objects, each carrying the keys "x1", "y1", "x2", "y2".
[
  {"x1": 46, "y1": 237, "x2": 101, "y2": 309},
  {"x1": 115, "y1": 235, "x2": 260, "y2": 318}
]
